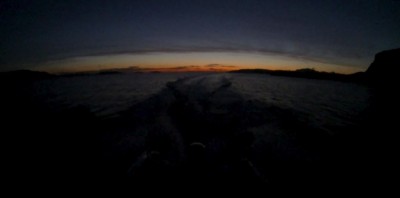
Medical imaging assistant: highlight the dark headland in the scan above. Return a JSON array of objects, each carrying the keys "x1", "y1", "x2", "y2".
[
  {"x1": 366, "y1": 48, "x2": 400, "y2": 86},
  {"x1": 231, "y1": 48, "x2": 399, "y2": 86}
]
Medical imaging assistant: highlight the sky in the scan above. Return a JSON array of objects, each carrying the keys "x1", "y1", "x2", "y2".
[{"x1": 1, "y1": 0, "x2": 399, "y2": 74}]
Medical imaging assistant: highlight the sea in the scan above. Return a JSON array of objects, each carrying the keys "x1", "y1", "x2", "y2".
[
  {"x1": 4, "y1": 72, "x2": 378, "y2": 189},
  {"x1": 30, "y1": 72, "x2": 371, "y2": 130}
]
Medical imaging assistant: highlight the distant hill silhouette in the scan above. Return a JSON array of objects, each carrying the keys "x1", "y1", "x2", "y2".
[
  {"x1": 56, "y1": 66, "x2": 143, "y2": 77},
  {"x1": 231, "y1": 68, "x2": 366, "y2": 83},
  {"x1": 0, "y1": 70, "x2": 53, "y2": 82}
]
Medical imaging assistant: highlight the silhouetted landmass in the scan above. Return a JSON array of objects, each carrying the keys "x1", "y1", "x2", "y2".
[
  {"x1": 59, "y1": 70, "x2": 122, "y2": 77},
  {"x1": 0, "y1": 70, "x2": 53, "y2": 82},
  {"x1": 0, "y1": 70, "x2": 54, "y2": 110},
  {"x1": 54, "y1": 66, "x2": 141, "y2": 77},
  {"x1": 96, "y1": 66, "x2": 142, "y2": 74},
  {"x1": 366, "y1": 48, "x2": 400, "y2": 86},
  {"x1": 360, "y1": 48, "x2": 400, "y2": 194},
  {"x1": 231, "y1": 68, "x2": 367, "y2": 83},
  {"x1": 363, "y1": 48, "x2": 400, "y2": 123},
  {"x1": 97, "y1": 71, "x2": 122, "y2": 75}
]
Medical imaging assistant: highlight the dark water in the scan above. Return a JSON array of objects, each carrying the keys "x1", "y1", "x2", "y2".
[
  {"x1": 5, "y1": 72, "x2": 388, "y2": 193},
  {"x1": 31, "y1": 73, "x2": 370, "y2": 123},
  {"x1": 30, "y1": 73, "x2": 198, "y2": 118}
]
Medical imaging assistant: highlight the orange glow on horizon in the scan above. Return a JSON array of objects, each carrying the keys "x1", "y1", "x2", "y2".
[
  {"x1": 37, "y1": 52, "x2": 365, "y2": 74},
  {"x1": 40, "y1": 64, "x2": 363, "y2": 75},
  {"x1": 142, "y1": 66, "x2": 239, "y2": 73}
]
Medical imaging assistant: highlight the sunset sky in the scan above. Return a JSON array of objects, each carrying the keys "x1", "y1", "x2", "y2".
[{"x1": 1, "y1": 0, "x2": 399, "y2": 74}]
